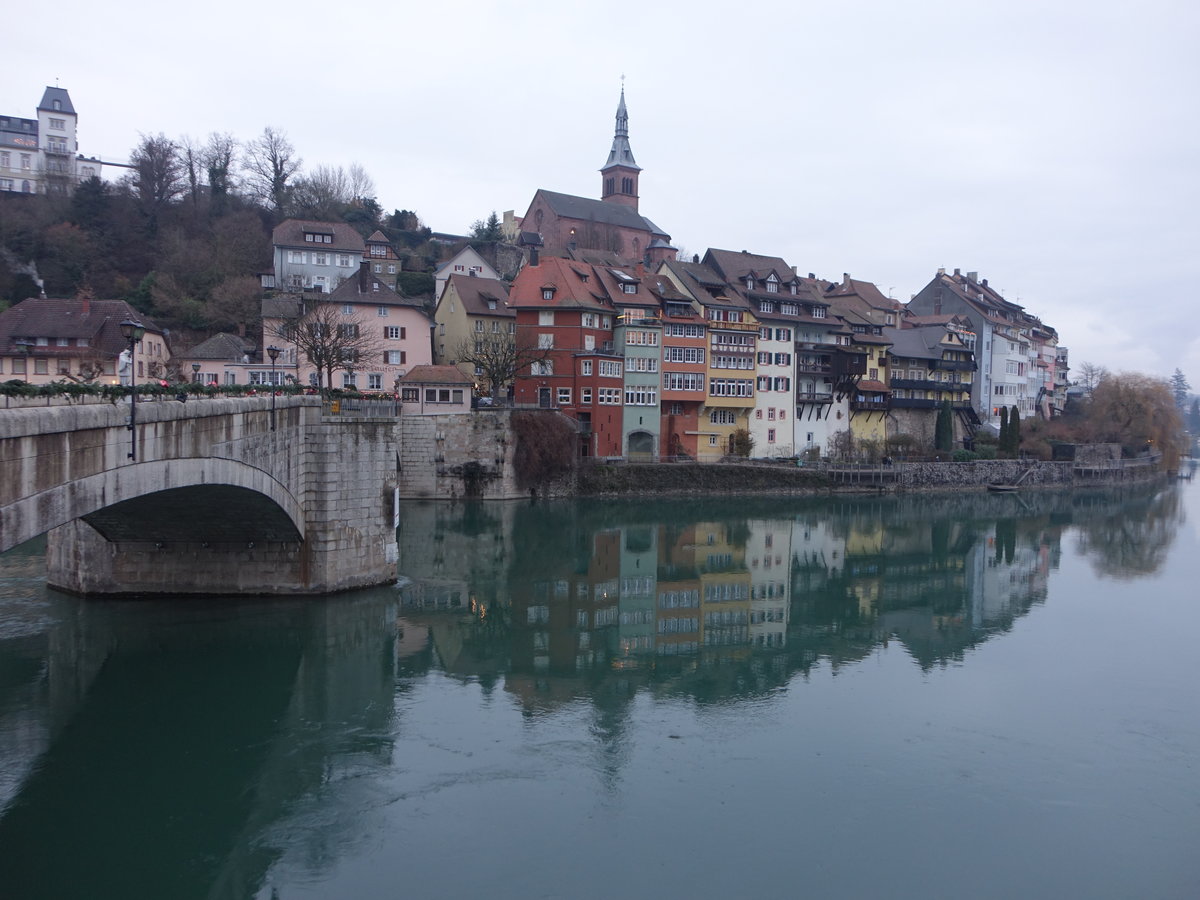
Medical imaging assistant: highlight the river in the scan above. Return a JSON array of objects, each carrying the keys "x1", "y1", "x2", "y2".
[{"x1": 0, "y1": 481, "x2": 1197, "y2": 899}]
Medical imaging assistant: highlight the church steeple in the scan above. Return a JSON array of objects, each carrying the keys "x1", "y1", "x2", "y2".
[{"x1": 600, "y1": 86, "x2": 641, "y2": 210}]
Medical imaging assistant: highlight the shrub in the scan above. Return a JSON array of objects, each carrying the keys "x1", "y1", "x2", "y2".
[{"x1": 952, "y1": 449, "x2": 977, "y2": 461}]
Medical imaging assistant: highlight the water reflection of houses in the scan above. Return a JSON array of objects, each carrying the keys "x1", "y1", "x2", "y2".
[{"x1": 396, "y1": 492, "x2": 1098, "y2": 704}]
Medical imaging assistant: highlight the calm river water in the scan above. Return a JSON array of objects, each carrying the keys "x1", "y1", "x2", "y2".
[{"x1": 1, "y1": 482, "x2": 1198, "y2": 899}]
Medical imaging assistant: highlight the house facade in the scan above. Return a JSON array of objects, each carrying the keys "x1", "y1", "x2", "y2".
[
  {"x1": 262, "y1": 262, "x2": 433, "y2": 392},
  {"x1": 0, "y1": 297, "x2": 170, "y2": 385},
  {"x1": 433, "y1": 273, "x2": 515, "y2": 388},
  {"x1": 885, "y1": 316, "x2": 978, "y2": 447},
  {"x1": 268, "y1": 219, "x2": 366, "y2": 293},
  {"x1": 398, "y1": 365, "x2": 472, "y2": 414}
]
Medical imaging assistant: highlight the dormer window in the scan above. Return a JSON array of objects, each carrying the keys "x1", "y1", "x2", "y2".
[
  {"x1": 766, "y1": 275, "x2": 779, "y2": 293},
  {"x1": 622, "y1": 283, "x2": 637, "y2": 294},
  {"x1": 790, "y1": 283, "x2": 798, "y2": 295},
  {"x1": 542, "y1": 287, "x2": 555, "y2": 301},
  {"x1": 745, "y1": 277, "x2": 754, "y2": 291},
  {"x1": 487, "y1": 299, "x2": 497, "y2": 309}
]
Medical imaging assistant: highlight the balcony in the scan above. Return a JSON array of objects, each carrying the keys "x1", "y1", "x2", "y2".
[
  {"x1": 890, "y1": 377, "x2": 969, "y2": 392},
  {"x1": 45, "y1": 142, "x2": 70, "y2": 156},
  {"x1": 851, "y1": 398, "x2": 889, "y2": 411},
  {"x1": 796, "y1": 391, "x2": 833, "y2": 404},
  {"x1": 937, "y1": 359, "x2": 976, "y2": 371}
]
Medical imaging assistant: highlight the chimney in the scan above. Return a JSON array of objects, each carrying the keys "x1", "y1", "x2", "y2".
[
  {"x1": 967, "y1": 271, "x2": 978, "y2": 283},
  {"x1": 953, "y1": 268, "x2": 961, "y2": 277},
  {"x1": 981, "y1": 278, "x2": 988, "y2": 288},
  {"x1": 468, "y1": 269, "x2": 476, "y2": 277},
  {"x1": 359, "y1": 259, "x2": 370, "y2": 292},
  {"x1": 529, "y1": 246, "x2": 539, "y2": 266},
  {"x1": 81, "y1": 297, "x2": 90, "y2": 315},
  {"x1": 692, "y1": 254, "x2": 699, "y2": 264},
  {"x1": 843, "y1": 272, "x2": 851, "y2": 285},
  {"x1": 808, "y1": 272, "x2": 815, "y2": 279},
  {"x1": 937, "y1": 267, "x2": 945, "y2": 276},
  {"x1": 636, "y1": 261, "x2": 645, "y2": 278}
]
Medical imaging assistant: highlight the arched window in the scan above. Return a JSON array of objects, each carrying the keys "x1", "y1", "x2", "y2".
[
  {"x1": 604, "y1": 177, "x2": 614, "y2": 195},
  {"x1": 621, "y1": 176, "x2": 633, "y2": 194}
]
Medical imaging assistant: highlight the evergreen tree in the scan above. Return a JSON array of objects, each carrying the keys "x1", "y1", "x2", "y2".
[
  {"x1": 998, "y1": 406, "x2": 1010, "y2": 455},
  {"x1": 1009, "y1": 405, "x2": 1021, "y2": 456},
  {"x1": 935, "y1": 399, "x2": 954, "y2": 451},
  {"x1": 1169, "y1": 368, "x2": 1190, "y2": 410}
]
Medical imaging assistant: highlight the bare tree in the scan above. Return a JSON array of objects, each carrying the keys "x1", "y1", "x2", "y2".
[
  {"x1": 270, "y1": 297, "x2": 381, "y2": 393},
  {"x1": 347, "y1": 163, "x2": 375, "y2": 201},
  {"x1": 291, "y1": 164, "x2": 351, "y2": 220},
  {"x1": 452, "y1": 333, "x2": 553, "y2": 401},
  {"x1": 1076, "y1": 361, "x2": 1108, "y2": 398},
  {"x1": 243, "y1": 126, "x2": 302, "y2": 214},
  {"x1": 127, "y1": 133, "x2": 184, "y2": 228},
  {"x1": 179, "y1": 134, "x2": 205, "y2": 209}
]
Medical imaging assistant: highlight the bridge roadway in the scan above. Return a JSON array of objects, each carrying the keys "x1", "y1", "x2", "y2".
[{"x1": 0, "y1": 395, "x2": 399, "y2": 596}]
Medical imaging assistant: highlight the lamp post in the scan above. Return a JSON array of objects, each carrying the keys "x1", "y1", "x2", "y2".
[
  {"x1": 267, "y1": 345, "x2": 281, "y2": 431},
  {"x1": 120, "y1": 318, "x2": 145, "y2": 461},
  {"x1": 12, "y1": 339, "x2": 33, "y2": 384},
  {"x1": 192, "y1": 362, "x2": 201, "y2": 383}
]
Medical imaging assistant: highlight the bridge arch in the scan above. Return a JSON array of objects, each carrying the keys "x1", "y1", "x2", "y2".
[{"x1": 1, "y1": 458, "x2": 304, "y2": 554}]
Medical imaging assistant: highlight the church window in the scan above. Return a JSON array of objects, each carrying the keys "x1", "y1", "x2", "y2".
[
  {"x1": 621, "y1": 176, "x2": 633, "y2": 194},
  {"x1": 605, "y1": 177, "x2": 614, "y2": 195}
]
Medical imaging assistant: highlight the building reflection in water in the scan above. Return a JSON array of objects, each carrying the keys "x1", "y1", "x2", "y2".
[{"x1": 396, "y1": 485, "x2": 1182, "y2": 708}]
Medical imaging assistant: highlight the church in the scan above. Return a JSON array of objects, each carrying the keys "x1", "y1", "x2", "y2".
[{"x1": 520, "y1": 89, "x2": 675, "y2": 265}]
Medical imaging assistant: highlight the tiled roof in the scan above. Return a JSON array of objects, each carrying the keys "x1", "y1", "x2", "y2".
[
  {"x1": 704, "y1": 248, "x2": 796, "y2": 284},
  {"x1": 400, "y1": 365, "x2": 472, "y2": 385},
  {"x1": 509, "y1": 257, "x2": 615, "y2": 311},
  {"x1": 186, "y1": 332, "x2": 256, "y2": 360},
  {"x1": 0, "y1": 298, "x2": 166, "y2": 357},
  {"x1": 271, "y1": 219, "x2": 365, "y2": 252},
  {"x1": 328, "y1": 267, "x2": 427, "y2": 310},
  {"x1": 446, "y1": 274, "x2": 513, "y2": 318}
]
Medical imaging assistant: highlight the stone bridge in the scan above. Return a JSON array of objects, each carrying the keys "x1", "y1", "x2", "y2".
[{"x1": 0, "y1": 396, "x2": 399, "y2": 596}]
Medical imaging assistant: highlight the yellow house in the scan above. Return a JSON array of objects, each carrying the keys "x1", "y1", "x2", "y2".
[{"x1": 433, "y1": 274, "x2": 514, "y2": 391}]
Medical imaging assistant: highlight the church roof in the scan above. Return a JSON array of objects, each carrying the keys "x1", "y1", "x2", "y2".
[
  {"x1": 535, "y1": 189, "x2": 665, "y2": 236},
  {"x1": 601, "y1": 88, "x2": 641, "y2": 172},
  {"x1": 37, "y1": 87, "x2": 75, "y2": 115}
]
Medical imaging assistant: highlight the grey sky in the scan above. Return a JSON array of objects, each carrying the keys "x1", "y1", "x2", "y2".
[{"x1": 5, "y1": 0, "x2": 1197, "y2": 381}]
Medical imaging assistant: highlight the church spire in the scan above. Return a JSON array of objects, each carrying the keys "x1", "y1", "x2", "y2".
[{"x1": 600, "y1": 85, "x2": 641, "y2": 209}]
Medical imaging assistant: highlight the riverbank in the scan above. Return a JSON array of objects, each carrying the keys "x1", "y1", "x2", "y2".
[{"x1": 574, "y1": 458, "x2": 1166, "y2": 496}]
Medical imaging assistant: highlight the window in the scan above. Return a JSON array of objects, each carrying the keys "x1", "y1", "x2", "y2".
[
  {"x1": 557, "y1": 387, "x2": 571, "y2": 405},
  {"x1": 287, "y1": 250, "x2": 306, "y2": 264},
  {"x1": 627, "y1": 357, "x2": 658, "y2": 373},
  {"x1": 342, "y1": 304, "x2": 353, "y2": 314},
  {"x1": 542, "y1": 289, "x2": 555, "y2": 301},
  {"x1": 710, "y1": 409, "x2": 737, "y2": 424},
  {"x1": 581, "y1": 387, "x2": 593, "y2": 404},
  {"x1": 582, "y1": 313, "x2": 597, "y2": 328},
  {"x1": 768, "y1": 408, "x2": 776, "y2": 420},
  {"x1": 539, "y1": 310, "x2": 554, "y2": 325},
  {"x1": 21, "y1": 154, "x2": 31, "y2": 170},
  {"x1": 766, "y1": 280, "x2": 778, "y2": 293},
  {"x1": 598, "y1": 387, "x2": 621, "y2": 404},
  {"x1": 812, "y1": 306, "x2": 826, "y2": 318},
  {"x1": 775, "y1": 328, "x2": 791, "y2": 341},
  {"x1": 337, "y1": 323, "x2": 360, "y2": 339},
  {"x1": 599, "y1": 360, "x2": 622, "y2": 377},
  {"x1": 475, "y1": 320, "x2": 485, "y2": 333},
  {"x1": 337, "y1": 253, "x2": 352, "y2": 267},
  {"x1": 664, "y1": 346, "x2": 704, "y2": 364},
  {"x1": 759, "y1": 301, "x2": 775, "y2": 314},
  {"x1": 0, "y1": 152, "x2": 8, "y2": 168},
  {"x1": 622, "y1": 283, "x2": 637, "y2": 294},
  {"x1": 342, "y1": 373, "x2": 357, "y2": 388},
  {"x1": 664, "y1": 372, "x2": 705, "y2": 392},
  {"x1": 374, "y1": 264, "x2": 382, "y2": 273},
  {"x1": 313, "y1": 252, "x2": 329, "y2": 266},
  {"x1": 387, "y1": 264, "x2": 397, "y2": 274},
  {"x1": 581, "y1": 360, "x2": 593, "y2": 376},
  {"x1": 774, "y1": 353, "x2": 792, "y2": 365},
  {"x1": 377, "y1": 306, "x2": 388, "y2": 317},
  {"x1": 385, "y1": 350, "x2": 406, "y2": 364},
  {"x1": 401, "y1": 387, "x2": 419, "y2": 402},
  {"x1": 710, "y1": 378, "x2": 753, "y2": 397},
  {"x1": 758, "y1": 352, "x2": 772, "y2": 365},
  {"x1": 492, "y1": 321, "x2": 500, "y2": 333},
  {"x1": 780, "y1": 304, "x2": 798, "y2": 317},
  {"x1": 709, "y1": 435, "x2": 719, "y2": 446},
  {"x1": 768, "y1": 428, "x2": 776, "y2": 443},
  {"x1": 49, "y1": 118, "x2": 65, "y2": 130},
  {"x1": 584, "y1": 335, "x2": 595, "y2": 350},
  {"x1": 538, "y1": 333, "x2": 554, "y2": 349},
  {"x1": 386, "y1": 326, "x2": 405, "y2": 339},
  {"x1": 624, "y1": 386, "x2": 657, "y2": 405},
  {"x1": 368, "y1": 374, "x2": 383, "y2": 390},
  {"x1": 370, "y1": 245, "x2": 386, "y2": 257},
  {"x1": 530, "y1": 360, "x2": 553, "y2": 376},
  {"x1": 625, "y1": 330, "x2": 658, "y2": 346}
]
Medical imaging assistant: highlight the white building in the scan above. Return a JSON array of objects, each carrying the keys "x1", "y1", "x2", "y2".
[{"x1": 1, "y1": 87, "x2": 103, "y2": 194}]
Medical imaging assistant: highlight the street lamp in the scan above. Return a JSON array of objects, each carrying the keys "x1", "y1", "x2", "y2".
[
  {"x1": 267, "y1": 345, "x2": 281, "y2": 431},
  {"x1": 119, "y1": 318, "x2": 145, "y2": 461},
  {"x1": 192, "y1": 362, "x2": 201, "y2": 383},
  {"x1": 12, "y1": 339, "x2": 33, "y2": 384}
]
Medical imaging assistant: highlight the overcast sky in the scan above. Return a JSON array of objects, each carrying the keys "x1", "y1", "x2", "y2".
[{"x1": 5, "y1": 0, "x2": 1198, "y2": 382}]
